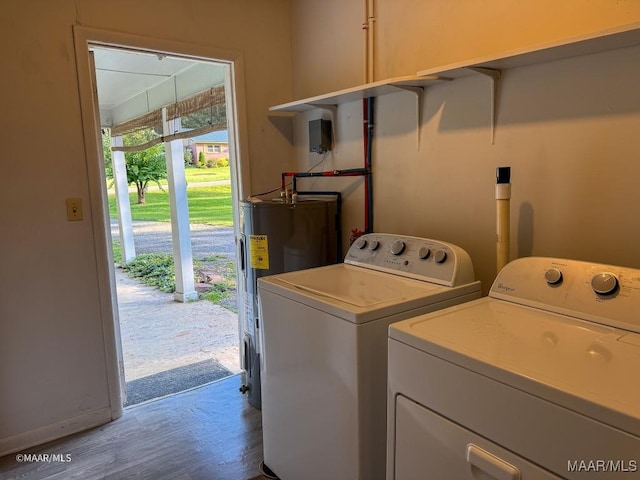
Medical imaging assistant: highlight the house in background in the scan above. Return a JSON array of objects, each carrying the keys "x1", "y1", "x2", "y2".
[{"x1": 188, "y1": 130, "x2": 229, "y2": 166}]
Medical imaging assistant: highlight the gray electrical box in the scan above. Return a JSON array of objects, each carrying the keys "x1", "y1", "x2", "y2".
[{"x1": 309, "y1": 119, "x2": 332, "y2": 154}]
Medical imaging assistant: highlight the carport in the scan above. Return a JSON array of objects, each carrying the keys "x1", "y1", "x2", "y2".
[{"x1": 94, "y1": 47, "x2": 228, "y2": 301}]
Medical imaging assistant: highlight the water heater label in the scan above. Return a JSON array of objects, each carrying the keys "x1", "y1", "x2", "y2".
[{"x1": 249, "y1": 235, "x2": 269, "y2": 269}]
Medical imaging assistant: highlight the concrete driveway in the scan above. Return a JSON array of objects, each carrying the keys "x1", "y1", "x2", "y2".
[{"x1": 110, "y1": 219, "x2": 236, "y2": 258}]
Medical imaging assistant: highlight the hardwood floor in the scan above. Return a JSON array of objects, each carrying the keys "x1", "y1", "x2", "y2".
[{"x1": 0, "y1": 375, "x2": 265, "y2": 480}]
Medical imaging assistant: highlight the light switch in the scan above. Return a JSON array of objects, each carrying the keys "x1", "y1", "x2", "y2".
[{"x1": 66, "y1": 198, "x2": 83, "y2": 221}]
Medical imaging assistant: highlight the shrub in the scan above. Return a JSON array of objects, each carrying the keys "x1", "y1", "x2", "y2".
[
  {"x1": 216, "y1": 158, "x2": 230, "y2": 168},
  {"x1": 198, "y1": 151, "x2": 206, "y2": 168},
  {"x1": 121, "y1": 253, "x2": 175, "y2": 292},
  {"x1": 206, "y1": 158, "x2": 216, "y2": 168},
  {"x1": 184, "y1": 148, "x2": 193, "y2": 166}
]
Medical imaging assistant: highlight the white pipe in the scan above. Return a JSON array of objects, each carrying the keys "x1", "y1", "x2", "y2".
[
  {"x1": 362, "y1": 0, "x2": 368, "y2": 83},
  {"x1": 367, "y1": 0, "x2": 375, "y2": 82},
  {"x1": 496, "y1": 167, "x2": 511, "y2": 273}
]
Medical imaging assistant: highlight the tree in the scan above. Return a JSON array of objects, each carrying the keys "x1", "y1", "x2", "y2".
[{"x1": 103, "y1": 129, "x2": 167, "y2": 204}]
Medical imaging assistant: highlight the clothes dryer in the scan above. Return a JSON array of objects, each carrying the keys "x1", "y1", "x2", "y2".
[
  {"x1": 388, "y1": 257, "x2": 640, "y2": 480},
  {"x1": 258, "y1": 233, "x2": 481, "y2": 480}
]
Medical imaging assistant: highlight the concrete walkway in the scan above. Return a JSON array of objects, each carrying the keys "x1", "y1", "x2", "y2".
[
  {"x1": 116, "y1": 268, "x2": 241, "y2": 382},
  {"x1": 111, "y1": 220, "x2": 240, "y2": 389}
]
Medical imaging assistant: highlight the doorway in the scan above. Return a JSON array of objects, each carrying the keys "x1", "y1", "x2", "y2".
[{"x1": 73, "y1": 26, "x2": 249, "y2": 413}]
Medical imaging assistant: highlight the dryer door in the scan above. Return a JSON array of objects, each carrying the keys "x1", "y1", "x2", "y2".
[{"x1": 392, "y1": 395, "x2": 562, "y2": 480}]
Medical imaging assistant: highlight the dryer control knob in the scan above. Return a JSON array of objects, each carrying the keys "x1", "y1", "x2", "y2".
[
  {"x1": 418, "y1": 247, "x2": 431, "y2": 260},
  {"x1": 391, "y1": 240, "x2": 406, "y2": 255},
  {"x1": 354, "y1": 238, "x2": 367, "y2": 249},
  {"x1": 545, "y1": 268, "x2": 563, "y2": 285},
  {"x1": 369, "y1": 240, "x2": 380, "y2": 251},
  {"x1": 434, "y1": 250, "x2": 447, "y2": 263},
  {"x1": 591, "y1": 272, "x2": 619, "y2": 296}
]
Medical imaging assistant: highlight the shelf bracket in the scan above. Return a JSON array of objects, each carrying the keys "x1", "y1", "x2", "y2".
[
  {"x1": 467, "y1": 67, "x2": 502, "y2": 144},
  {"x1": 391, "y1": 85, "x2": 424, "y2": 149},
  {"x1": 308, "y1": 104, "x2": 338, "y2": 152}
]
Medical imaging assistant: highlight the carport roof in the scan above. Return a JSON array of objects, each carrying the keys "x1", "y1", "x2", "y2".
[{"x1": 93, "y1": 46, "x2": 226, "y2": 129}]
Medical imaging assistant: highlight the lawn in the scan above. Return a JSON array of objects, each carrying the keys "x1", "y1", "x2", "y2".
[
  {"x1": 107, "y1": 166, "x2": 230, "y2": 190},
  {"x1": 108, "y1": 185, "x2": 233, "y2": 226},
  {"x1": 176, "y1": 166, "x2": 230, "y2": 185}
]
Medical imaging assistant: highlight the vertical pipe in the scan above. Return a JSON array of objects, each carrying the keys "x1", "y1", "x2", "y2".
[
  {"x1": 366, "y1": 97, "x2": 375, "y2": 233},
  {"x1": 362, "y1": 0, "x2": 369, "y2": 83},
  {"x1": 367, "y1": 0, "x2": 375, "y2": 82},
  {"x1": 362, "y1": 99, "x2": 370, "y2": 233},
  {"x1": 496, "y1": 167, "x2": 511, "y2": 273}
]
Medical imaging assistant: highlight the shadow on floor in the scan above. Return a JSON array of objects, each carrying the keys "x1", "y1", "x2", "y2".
[{"x1": 125, "y1": 358, "x2": 233, "y2": 407}]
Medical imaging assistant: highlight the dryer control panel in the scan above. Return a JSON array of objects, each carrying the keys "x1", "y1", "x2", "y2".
[
  {"x1": 344, "y1": 233, "x2": 476, "y2": 287},
  {"x1": 490, "y1": 257, "x2": 640, "y2": 334}
]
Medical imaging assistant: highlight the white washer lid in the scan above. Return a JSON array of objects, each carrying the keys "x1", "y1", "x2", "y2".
[
  {"x1": 277, "y1": 265, "x2": 419, "y2": 307},
  {"x1": 258, "y1": 264, "x2": 479, "y2": 324},
  {"x1": 390, "y1": 297, "x2": 640, "y2": 434}
]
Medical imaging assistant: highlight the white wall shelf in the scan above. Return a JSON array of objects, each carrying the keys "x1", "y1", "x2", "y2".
[
  {"x1": 416, "y1": 22, "x2": 640, "y2": 79},
  {"x1": 268, "y1": 75, "x2": 448, "y2": 113},
  {"x1": 268, "y1": 75, "x2": 449, "y2": 149},
  {"x1": 268, "y1": 22, "x2": 640, "y2": 146},
  {"x1": 416, "y1": 22, "x2": 640, "y2": 143}
]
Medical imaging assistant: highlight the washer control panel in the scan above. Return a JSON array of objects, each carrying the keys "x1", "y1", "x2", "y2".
[
  {"x1": 345, "y1": 233, "x2": 476, "y2": 287},
  {"x1": 490, "y1": 257, "x2": 640, "y2": 333}
]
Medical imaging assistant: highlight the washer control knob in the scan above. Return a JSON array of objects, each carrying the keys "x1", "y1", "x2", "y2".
[
  {"x1": 545, "y1": 268, "x2": 563, "y2": 285},
  {"x1": 418, "y1": 247, "x2": 431, "y2": 260},
  {"x1": 391, "y1": 240, "x2": 406, "y2": 256},
  {"x1": 434, "y1": 250, "x2": 447, "y2": 263},
  {"x1": 591, "y1": 272, "x2": 619, "y2": 296},
  {"x1": 354, "y1": 238, "x2": 367, "y2": 249},
  {"x1": 369, "y1": 240, "x2": 380, "y2": 251}
]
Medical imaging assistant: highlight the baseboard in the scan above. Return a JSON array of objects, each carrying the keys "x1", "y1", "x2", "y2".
[{"x1": 0, "y1": 407, "x2": 113, "y2": 457}]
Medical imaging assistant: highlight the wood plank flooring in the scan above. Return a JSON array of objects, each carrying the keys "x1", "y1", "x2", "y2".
[{"x1": 0, "y1": 375, "x2": 265, "y2": 480}]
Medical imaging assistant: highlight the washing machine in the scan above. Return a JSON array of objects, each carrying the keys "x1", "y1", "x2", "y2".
[
  {"x1": 387, "y1": 257, "x2": 640, "y2": 480},
  {"x1": 257, "y1": 233, "x2": 481, "y2": 480}
]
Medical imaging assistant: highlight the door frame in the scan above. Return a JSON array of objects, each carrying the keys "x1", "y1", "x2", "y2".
[{"x1": 73, "y1": 25, "x2": 250, "y2": 417}]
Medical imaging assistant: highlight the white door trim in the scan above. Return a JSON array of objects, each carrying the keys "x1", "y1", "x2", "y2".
[{"x1": 72, "y1": 25, "x2": 251, "y2": 417}]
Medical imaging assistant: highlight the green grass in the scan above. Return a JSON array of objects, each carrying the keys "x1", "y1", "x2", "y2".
[
  {"x1": 108, "y1": 185, "x2": 233, "y2": 225},
  {"x1": 107, "y1": 166, "x2": 230, "y2": 190},
  {"x1": 176, "y1": 166, "x2": 231, "y2": 185},
  {"x1": 112, "y1": 238, "x2": 122, "y2": 262}
]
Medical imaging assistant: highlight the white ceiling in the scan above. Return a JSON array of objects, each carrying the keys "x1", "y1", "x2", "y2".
[{"x1": 92, "y1": 46, "x2": 226, "y2": 128}]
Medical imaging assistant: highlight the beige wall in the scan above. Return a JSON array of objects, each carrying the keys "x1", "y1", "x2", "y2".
[
  {"x1": 289, "y1": 0, "x2": 364, "y2": 98},
  {"x1": 375, "y1": 0, "x2": 640, "y2": 78},
  {"x1": 288, "y1": 1, "x2": 640, "y2": 293},
  {"x1": 0, "y1": 0, "x2": 292, "y2": 453}
]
